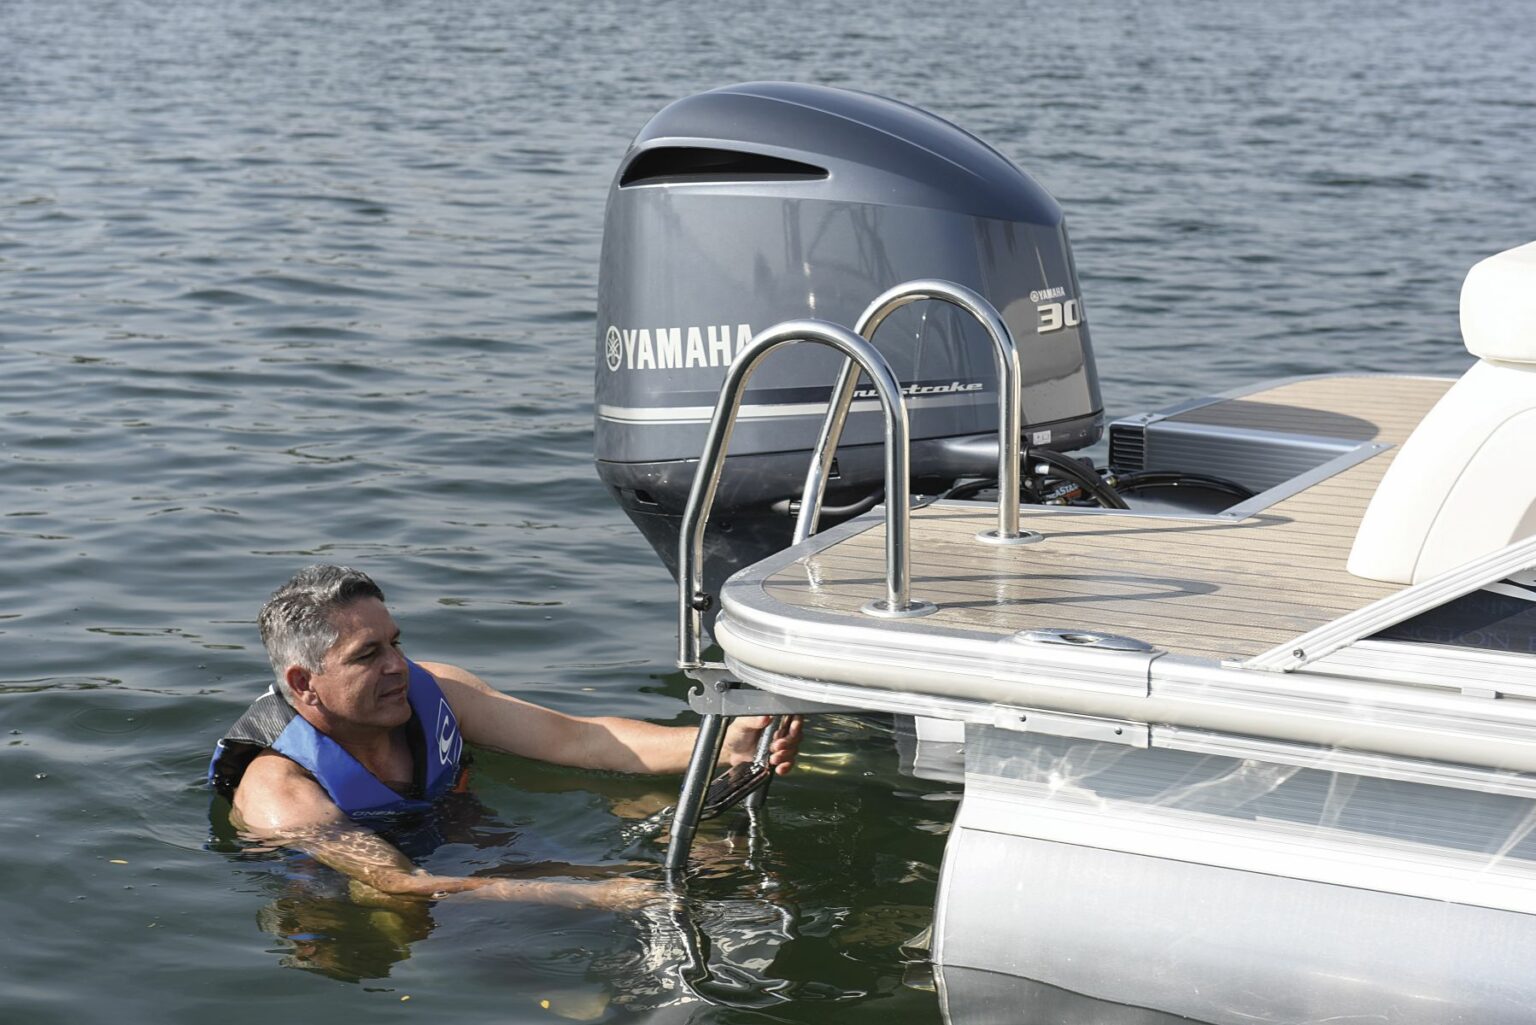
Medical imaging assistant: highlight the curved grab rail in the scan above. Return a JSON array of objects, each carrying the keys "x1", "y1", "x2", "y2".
[
  {"x1": 678, "y1": 319, "x2": 935, "y2": 670},
  {"x1": 792, "y1": 280, "x2": 1029, "y2": 546}
]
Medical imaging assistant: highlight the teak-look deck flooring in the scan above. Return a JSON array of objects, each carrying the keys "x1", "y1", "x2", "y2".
[{"x1": 760, "y1": 375, "x2": 1455, "y2": 663}]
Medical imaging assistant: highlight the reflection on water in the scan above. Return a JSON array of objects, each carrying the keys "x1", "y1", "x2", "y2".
[
  {"x1": 222, "y1": 816, "x2": 929, "y2": 1020},
  {"x1": 255, "y1": 874, "x2": 435, "y2": 983},
  {"x1": 208, "y1": 728, "x2": 944, "y2": 1018}
]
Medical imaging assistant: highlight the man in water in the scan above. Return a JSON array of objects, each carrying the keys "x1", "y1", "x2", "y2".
[{"x1": 210, "y1": 564, "x2": 801, "y2": 908}]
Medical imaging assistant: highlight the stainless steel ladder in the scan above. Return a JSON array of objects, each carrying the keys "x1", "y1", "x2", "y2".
[{"x1": 665, "y1": 282, "x2": 1028, "y2": 873}]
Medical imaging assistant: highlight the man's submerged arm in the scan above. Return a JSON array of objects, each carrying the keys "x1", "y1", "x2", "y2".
[
  {"x1": 421, "y1": 661, "x2": 803, "y2": 776},
  {"x1": 231, "y1": 750, "x2": 655, "y2": 908}
]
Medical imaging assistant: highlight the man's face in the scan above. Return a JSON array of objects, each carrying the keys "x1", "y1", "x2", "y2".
[{"x1": 297, "y1": 597, "x2": 412, "y2": 731}]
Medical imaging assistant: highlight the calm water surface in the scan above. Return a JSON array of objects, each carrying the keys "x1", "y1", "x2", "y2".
[{"x1": 2, "y1": 1, "x2": 1533, "y2": 1022}]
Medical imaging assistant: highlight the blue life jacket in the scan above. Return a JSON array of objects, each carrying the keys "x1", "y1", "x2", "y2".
[{"x1": 208, "y1": 659, "x2": 466, "y2": 819}]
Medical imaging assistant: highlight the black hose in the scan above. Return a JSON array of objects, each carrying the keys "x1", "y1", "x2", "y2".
[
  {"x1": 1113, "y1": 470, "x2": 1255, "y2": 500},
  {"x1": 939, "y1": 478, "x2": 999, "y2": 502},
  {"x1": 938, "y1": 456, "x2": 1254, "y2": 514},
  {"x1": 940, "y1": 450, "x2": 1128, "y2": 510},
  {"x1": 802, "y1": 457, "x2": 1249, "y2": 520},
  {"x1": 770, "y1": 489, "x2": 885, "y2": 520}
]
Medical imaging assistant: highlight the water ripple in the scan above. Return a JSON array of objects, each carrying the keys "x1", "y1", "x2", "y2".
[{"x1": 2, "y1": 0, "x2": 1533, "y2": 1021}]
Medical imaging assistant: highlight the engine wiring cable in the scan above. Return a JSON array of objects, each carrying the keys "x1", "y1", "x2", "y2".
[{"x1": 1025, "y1": 448, "x2": 1130, "y2": 509}]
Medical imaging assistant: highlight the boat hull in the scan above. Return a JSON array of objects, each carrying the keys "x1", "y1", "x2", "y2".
[{"x1": 934, "y1": 724, "x2": 1536, "y2": 1024}]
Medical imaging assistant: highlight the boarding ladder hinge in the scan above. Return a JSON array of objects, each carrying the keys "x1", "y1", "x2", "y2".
[{"x1": 685, "y1": 665, "x2": 858, "y2": 717}]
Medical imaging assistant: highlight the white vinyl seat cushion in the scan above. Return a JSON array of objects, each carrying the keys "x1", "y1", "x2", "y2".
[
  {"x1": 1461, "y1": 240, "x2": 1536, "y2": 364},
  {"x1": 1350, "y1": 240, "x2": 1536, "y2": 584}
]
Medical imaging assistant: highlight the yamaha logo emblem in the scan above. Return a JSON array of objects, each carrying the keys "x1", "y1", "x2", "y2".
[
  {"x1": 604, "y1": 325, "x2": 622, "y2": 372},
  {"x1": 602, "y1": 322, "x2": 754, "y2": 372}
]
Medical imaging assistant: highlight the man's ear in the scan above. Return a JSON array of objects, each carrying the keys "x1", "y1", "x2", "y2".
[{"x1": 285, "y1": 665, "x2": 317, "y2": 705}]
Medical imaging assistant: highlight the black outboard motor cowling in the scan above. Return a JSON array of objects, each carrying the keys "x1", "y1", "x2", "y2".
[{"x1": 595, "y1": 83, "x2": 1101, "y2": 595}]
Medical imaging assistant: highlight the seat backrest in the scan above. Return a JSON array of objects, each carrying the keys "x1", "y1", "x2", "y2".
[{"x1": 1348, "y1": 241, "x2": 1536, "y2": 585}]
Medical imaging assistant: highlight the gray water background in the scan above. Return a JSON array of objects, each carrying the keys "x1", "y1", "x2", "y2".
[{"x1": 2, "y1": 0, "x2": 1533, "y2": 1022}]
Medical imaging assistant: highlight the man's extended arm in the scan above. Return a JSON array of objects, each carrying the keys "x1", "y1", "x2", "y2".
[
  {"x1": 231, "y1": 750, "x2": 653, "y2": 907},
  {"x1": 420, "y1": 661, "x2": 802, "y2": 775}
]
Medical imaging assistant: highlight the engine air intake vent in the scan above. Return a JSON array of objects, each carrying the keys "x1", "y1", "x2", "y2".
[
  {"x1": 1108, "y1": 423, "x2": 1147, "y2": 472},
  {"x1": 619, "y1": 147, "x2": 828, "y2": 187}
]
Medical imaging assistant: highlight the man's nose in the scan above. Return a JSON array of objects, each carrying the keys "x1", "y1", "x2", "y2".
[{"x1": 383, "y1": 645, "x2": 407, "y2": 674}]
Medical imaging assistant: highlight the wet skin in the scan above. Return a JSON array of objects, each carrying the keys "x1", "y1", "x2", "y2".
[{"x1": 230, "y1": 595, "x2": 802, "y2": 908}]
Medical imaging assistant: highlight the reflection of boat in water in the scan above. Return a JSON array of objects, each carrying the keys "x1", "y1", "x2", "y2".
[{"x1": 597, "y1": 83, "x2": 1536, "y2": 1022}]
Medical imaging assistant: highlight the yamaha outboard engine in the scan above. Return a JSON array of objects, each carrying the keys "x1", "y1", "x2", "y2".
[{"x1": 595, "y1": 82, "x2": 1102, "y2": 594}]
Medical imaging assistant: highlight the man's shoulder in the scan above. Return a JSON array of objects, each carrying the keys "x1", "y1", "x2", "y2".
[
  {"x1": 232, "y1": 749, "x2": 343, "y2": 832},
  {"x1": 236, "y1": 748, "x2": 320, "y2": 804},
  {"x1": 414, "y1": 660, "x2": 460, "y2": 684},
  {"x1": 415, "y1": 660, "x2": 496, "y2": 702}
]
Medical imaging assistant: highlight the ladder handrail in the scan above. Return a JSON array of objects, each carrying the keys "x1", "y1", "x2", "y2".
[
  {"x1": 794, "y1": 280, "x2": 1026, "y2": 546},
  {"x1": 678, "y1": 319, "x2": 931, "y2": 670}
]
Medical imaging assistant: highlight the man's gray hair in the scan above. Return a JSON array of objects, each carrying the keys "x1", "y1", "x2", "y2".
[{"x1": 258, "y1": 565, "x2": 386, "y2": 699}]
